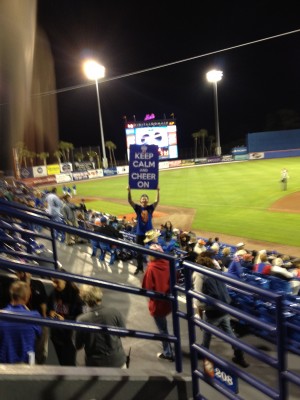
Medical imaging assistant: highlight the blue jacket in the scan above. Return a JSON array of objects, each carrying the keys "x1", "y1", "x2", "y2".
[{"x1": 0, "y1": 304, "x2": 41, "y2": 363}]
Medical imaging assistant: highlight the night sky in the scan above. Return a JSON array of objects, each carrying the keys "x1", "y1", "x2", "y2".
[{"x1": 37, "y1": 1, "x2": 300, "y2": 160}]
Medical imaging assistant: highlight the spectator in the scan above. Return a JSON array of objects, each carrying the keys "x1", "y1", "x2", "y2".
[
  {"x1": 179, "y1": 231, "x2": 191, "y2": 251},
  {"x1": 79, "y1": 199, "x2": 88, "y2": 217},
  {"x1": 16, "y1": 271, "x2": 49, "y2": 364},
  {"x1": 234, "y1": 242, "x2": 246, "y2": 256},
  {"x1": 47, "y1": 270, "x2": 83, "y2": 366},
  {"x1": 74, "y1": 285, "x2": 127, "y2": 367},
  {"x1": 253, "y1": 249, "x2": 267, "y2": 265},
  {"x1": 46, "y1": 187, "x2": 63, "y2": 222},
  {"x1": 127, "y1": 186, "x2": 160, "y2": 275},
  {"x1": 290, "y1": 259, "x2": 300, "y2": 295},
  {"x1": 162, "y1": 220, "x2": 174, "y2": 242},
  {"x1": 226, "y1": 251, "x2": 253, "y2": 279},
  {"x1": 218, "y1": 247, "x2": 232, "y2": 271},
  {"x1": 45, "y1": 187, "x2": 64, "y2": 241},
  {"x1": 61, "y1": 194, "x2": 80, "y2": 246},
  {"x1": 91, "y1": 216, "x2": 123, "y2": 264},
  {"x1": 200, "y1": 256, "x2": 250, "y2": 368},
  {"x1": 193, "y1": 239, "x2": 207, "y2": 255},
  {"x1": 270, "y1": 257, "x2": 294, "y2": 280},
  {"x1": 0, "y1": 281, "x2": 42, "y2": 364},
  {"x1": 205, "y1": 238, "x2": 214, "y2": 247},
  {"x1": 142, "y1": 244, "x2": 174, "y2": 362},
  {"x1": 200, "y1": 250, "x2": 222, "y2": 270},
  {"x1": 192, "y1": 255, "x2": 213, "y2": 320},
  {"x1": 253, "y1": 253, "x2": 272, "y2": 274},
  {"x1": 240, "y1": 252, "x2": 254, "y2": 271},
  {"x1": 212, "y1": 237, "x2": 220, "y2": 250},
  {"x1": 144, "y1": 229, "x2": 161, "y2": 247}
]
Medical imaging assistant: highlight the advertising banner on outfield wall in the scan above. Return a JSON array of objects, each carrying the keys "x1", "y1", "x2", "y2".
[
  {"x1": 56, "y1": 173, "x2": 73, "y2": 183},
  {"x1": 20, "y1": 167, "x2": 33, "y2": 179},
  {"x1": 22, "y1": 175, "x2": 57, "y2": 186},
  {"x1": 249, "y1": 152, "x2": 264, "y2": 160},
  {"x1": 74, "y1": 161, "x2": 95, "y2": 171},
  {"x1": 88, "y1": 169, "x2": 104, "y2": 179},
  {"x1": 103, "y1": 167, "x2": 117, "y2": 176},
  {"x1": 181, "y1": 159, "x2": 195, "y2": 166},
  {"x1": 117, "y1": 166, "x2": 129, "y2": 175},
  {"x1": 194, "y1": 158, "x2": 208, "y2": 164},
  {"x1": 221, "y1": 155, "x2": 233, "y2": 162},
  {"x1": 73, "y1": 171, "x2": 90, "y2": 181},
  {"x1": 233, "y1": 154, "x2": 248, "y2": 161},
  {"x1": 60, "y1": 162, "x2": 73, "y2": 173},
  {"x1": 207, "y1": 156, "x2": 221, "y2": 163},
  {"x1": 33, "y1": 165, "x2": 47, "y2": 177},
  {"x1": 47, "y1": 164, "x2": 60, "y2": 175},
  {"x1": 168, "y1": 160, "x2": 182, "y2": 168},
  {"x1": 159, "y1": 161, "x2": 169, "y2": 169}
]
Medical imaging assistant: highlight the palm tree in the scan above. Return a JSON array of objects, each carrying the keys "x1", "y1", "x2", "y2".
[
  {"x1": 15, "y1": 141, "x2": 27, "y2": 167},
  {"x1": 207, "y1": 136, "x2": 216, "y2": 156},
  {"x1": 53, "y1": 150, "x2": 62, "y2": 164},
  {"x1": 192, "y1": 131, "x2": 201, "y2": 158},
  {"x1": 74, "y1": 151, "x2": 84, "y2": 162},
  {"x1": 58, "y1": 141, "x2": 74, "y2": 162},
  {"x1": 87, "y1": 150, "x2": 100, "y2": 169},
  {"x1": 37, "y1": 152, "x2": 49, "y2": 166},
  {"x1": 199, "y1": 129, "x2": 208, "y2": 157},
  {"x1": 28, "y1": 151, "x2": 36, "y2": 167},
  {"x1": 105, "y1": 141, "x2": 117, "y2": 167},
  {"x1": 22, "y1": 148, "x2": 31, "y2": 167}
]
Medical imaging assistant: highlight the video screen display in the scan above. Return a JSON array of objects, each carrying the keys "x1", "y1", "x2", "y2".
[{"x1": 125, "y1": 120, "x2": 178, "y2": 160}]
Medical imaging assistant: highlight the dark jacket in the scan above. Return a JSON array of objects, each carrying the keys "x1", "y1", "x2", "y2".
[
  {"x1": 75, "y1": 305, "x2": 126, "y2": 367},
  {"x1": 94, "y1": 224, "x2": 123, "y2": 240},
  {"x1": 202, "y1": 276, "x2": 231, "y2": 319}
]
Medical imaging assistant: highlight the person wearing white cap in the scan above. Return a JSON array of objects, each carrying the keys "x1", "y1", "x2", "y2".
[{"x1": 234, "y1": 242, "x2": 246, "y2": 257}]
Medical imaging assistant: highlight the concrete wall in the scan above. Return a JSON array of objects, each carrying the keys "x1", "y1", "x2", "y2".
[{"x1": 0, "y1": 365, "x2": 193, "y2": 400}]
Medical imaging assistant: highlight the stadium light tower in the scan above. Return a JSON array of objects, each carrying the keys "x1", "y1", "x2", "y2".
[
  {"x1": 206, "y1": 69, "x2": 223, "y2": 156},
  {"x1": 83, "y1": 59, "x2": 108, "y2": 169}
]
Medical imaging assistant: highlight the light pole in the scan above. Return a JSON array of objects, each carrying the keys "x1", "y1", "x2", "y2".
[
  {"x1": 83, "y1": 60, "x2": 108, "y2": 169},
  {"x1": 206, "y1": 69, "x2": 223, "y2": 156}
]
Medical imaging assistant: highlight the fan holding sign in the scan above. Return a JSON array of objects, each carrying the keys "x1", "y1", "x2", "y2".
[{"x1": 127, "y1": 145, "x2": 160, "y2": 275}]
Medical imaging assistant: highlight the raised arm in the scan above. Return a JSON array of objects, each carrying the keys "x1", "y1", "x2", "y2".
[
  {"x1": 127, "y1": 186, "x2": 135, "y2": 208},
  {"x1": 153, "y1": 187, "x2": 160, "y2": 209}
]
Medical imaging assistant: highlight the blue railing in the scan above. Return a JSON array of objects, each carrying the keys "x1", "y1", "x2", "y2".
[{"x1": 0, "y1": 200, "x2": 300, "y2": 399}]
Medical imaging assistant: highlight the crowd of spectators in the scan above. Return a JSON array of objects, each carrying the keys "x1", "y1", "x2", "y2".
[{"x1": 1, "y1": 180, "x2": 300, "y2": 367}]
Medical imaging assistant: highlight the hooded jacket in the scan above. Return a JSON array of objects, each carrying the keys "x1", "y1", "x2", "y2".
[{"x1": 142, "y1": 258, "x2": 171, "y2": 317}]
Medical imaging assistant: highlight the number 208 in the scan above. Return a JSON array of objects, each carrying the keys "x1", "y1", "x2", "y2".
[{"x1": 214, "y1": 368, "x2": 233, "y2": 386}]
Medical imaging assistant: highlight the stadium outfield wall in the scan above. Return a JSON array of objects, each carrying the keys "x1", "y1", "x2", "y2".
[
  {"x1": 247, "y1": 129, "x2": 300, "y2": 152},
  {"x1": 19, "y1": 148, "x2": 299, "y2": 187}
]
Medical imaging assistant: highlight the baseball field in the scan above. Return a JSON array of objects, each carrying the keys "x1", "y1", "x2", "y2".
[{"x1": 65, "y1": 157, "x2": 300, "y2": 252}]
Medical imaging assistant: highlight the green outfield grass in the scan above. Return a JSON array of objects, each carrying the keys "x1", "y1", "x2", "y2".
[{"x1": 64, "y1": 157, "x2": 300, "y2": 247}]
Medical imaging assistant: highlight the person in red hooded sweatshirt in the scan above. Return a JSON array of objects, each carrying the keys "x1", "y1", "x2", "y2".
[{"x1": 142, "y1": 243, "x2": 174, "y2": 361}]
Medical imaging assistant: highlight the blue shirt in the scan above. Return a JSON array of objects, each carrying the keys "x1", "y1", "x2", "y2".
[
  {"x1": 0, "y1": 304, "x2": 42, "y2": 363},
  {"x1": 227, "y1": 257, "x2": 244, "y2": 279},
  {"x1": 134, "y1": 204, "x2": 155, "y2": 235}
]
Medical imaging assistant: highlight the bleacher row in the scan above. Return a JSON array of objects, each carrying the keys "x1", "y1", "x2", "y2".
[
  {"x1": 174, "y1": 235, "x2": 300, "y2": 355},
  {"x1": 1, "y1": 192, "x2": 300, "y2": 357}
]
